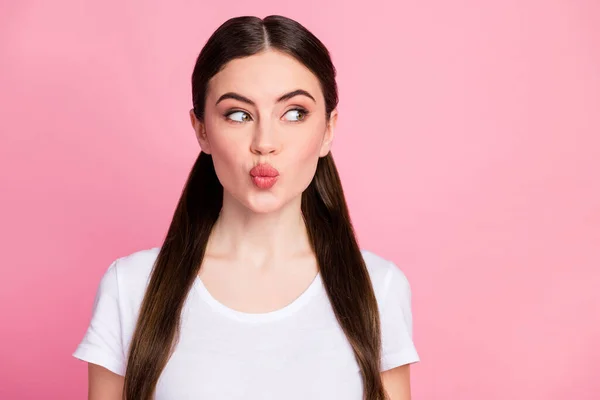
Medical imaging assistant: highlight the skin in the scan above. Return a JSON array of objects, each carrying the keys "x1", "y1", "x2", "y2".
[{"x1": 88, "y1": 49, "x2": 411, "y2": 400}]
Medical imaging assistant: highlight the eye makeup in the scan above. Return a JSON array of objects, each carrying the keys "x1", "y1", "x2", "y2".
[
  {"x1": 283, "y1": 107, "x2": 310, "y2": 122},
  {"x1": 222, "y1": 106, "x2": 310, "y2": 124}
]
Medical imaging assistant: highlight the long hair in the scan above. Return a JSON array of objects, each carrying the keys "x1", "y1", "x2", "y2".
[{"x1": 123, "y1": 15, "x2": 387, "y2": 400}]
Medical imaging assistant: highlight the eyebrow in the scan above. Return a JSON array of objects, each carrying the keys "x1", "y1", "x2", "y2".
[{"x1": 215, "y1": 89, "x2": 316, "y2": 106}]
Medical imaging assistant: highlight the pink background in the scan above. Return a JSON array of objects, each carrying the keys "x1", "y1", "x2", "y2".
[{"x1": 1, "y1": 1, "x2": 599, "y2": 399}]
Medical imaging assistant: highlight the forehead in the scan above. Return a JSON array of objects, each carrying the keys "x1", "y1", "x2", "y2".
[{"x1": 207, "y1": 50, "x2": 323, "y2": 105}]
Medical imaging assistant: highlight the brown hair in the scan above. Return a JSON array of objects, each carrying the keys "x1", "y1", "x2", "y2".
[{"x1": 123, "y1": 15, "x2": 387, "y2": 399}]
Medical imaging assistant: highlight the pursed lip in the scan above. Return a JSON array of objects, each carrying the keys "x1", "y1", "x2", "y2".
[{"x1": 249, "y1": 163, "x2": 279, "y2": 177}]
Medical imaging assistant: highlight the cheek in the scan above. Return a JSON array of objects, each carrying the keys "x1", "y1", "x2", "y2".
[
  {"x1": 203, "y1": 119, "x2": 246, "y2": 183},
  {"x1": 294, "y1": 140, "x2": 321, "y2": 164},
  {"x1": 290, "y1": 125, "x2": 325, "y2": 161},
  {"x1": 205, "y1": 117, "x2": 245, "y2": 158},
  {"x1": 285, "y1": 129, "x2": 325, "y2": 183}
]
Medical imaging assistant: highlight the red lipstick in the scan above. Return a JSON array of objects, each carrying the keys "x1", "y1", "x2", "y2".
[{"x1": 249, "y1": 163, "x2": 279, "y2": 189}]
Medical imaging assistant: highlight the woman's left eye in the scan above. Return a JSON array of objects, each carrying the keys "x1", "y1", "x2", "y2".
[{"x1": 283, "y1": 108, "x2": 308, "y2": 122}]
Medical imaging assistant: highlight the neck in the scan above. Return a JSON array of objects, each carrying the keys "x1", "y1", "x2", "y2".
[{"x1": 206, "y1": 192, "x2": 312, "y2": 269}]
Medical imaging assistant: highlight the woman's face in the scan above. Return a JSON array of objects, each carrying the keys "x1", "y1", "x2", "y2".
[{"x1": 190, "y1": 49, "x2": 337, "y2": 214}]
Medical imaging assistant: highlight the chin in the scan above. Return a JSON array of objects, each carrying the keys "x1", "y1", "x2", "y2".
[{"x1": 244, "y1": 194, "x2": 286, "y2": 214}]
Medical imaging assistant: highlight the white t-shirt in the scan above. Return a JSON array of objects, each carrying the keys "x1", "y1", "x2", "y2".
[{"x1": 73, "y1": 247, "x2": 419, "y2": 399}]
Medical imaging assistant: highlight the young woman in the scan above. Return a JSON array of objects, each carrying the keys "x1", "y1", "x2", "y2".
[{"x1": 73, "y1": 14, "x2": 420, "y2": 400}]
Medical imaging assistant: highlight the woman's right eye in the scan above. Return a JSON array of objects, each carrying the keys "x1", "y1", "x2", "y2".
[{"x1": 226, "y1": 111, "x2": 251, "y2": 123}]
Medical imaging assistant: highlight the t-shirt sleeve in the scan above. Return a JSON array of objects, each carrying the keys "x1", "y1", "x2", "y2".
[
  {"x1": 380, "y1": 261, "x2": 420, "y2": 371},
  {"x1": 72, "y1": 259, "x2": 126, "y2": 376}
]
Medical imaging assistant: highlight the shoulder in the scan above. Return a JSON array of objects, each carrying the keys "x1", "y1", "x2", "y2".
[
  {"x1": 73, "y1": 247, "x2": 161, "y2": 374},
  {"x1": 360, "y1": 249, "x2": 419, "y2": 366},
  {"x1": 359, "y1": 249, "x2": 412, "y2": 307},
  {"x1": 112, "y1": 246, "x2": 160, "y2": 279},
  {"x1": 108, "y1": 246, "x2": 161, "y2": 304}
]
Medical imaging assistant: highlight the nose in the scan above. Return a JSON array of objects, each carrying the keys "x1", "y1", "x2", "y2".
[{"x1": 250, "y1": 120, "x2": 280, "y2": 155}]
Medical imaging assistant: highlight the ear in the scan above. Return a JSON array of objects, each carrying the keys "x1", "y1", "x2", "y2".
[
  {"x1": 189, "y1": 109, "x2": 211, "y2": 154},
  {"x1": 319, "y1": 108, "x2": 338, "y2": 157}
]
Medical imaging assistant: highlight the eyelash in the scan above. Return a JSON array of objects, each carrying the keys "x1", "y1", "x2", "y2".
[{"x1": 224, "y1": 107, "x2": 309, "y2": 124}]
